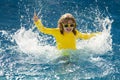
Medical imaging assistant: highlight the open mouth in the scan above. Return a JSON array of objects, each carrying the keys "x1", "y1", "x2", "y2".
[{"x1": 66, "y1": 28, "x2": 72, "y2": 32}]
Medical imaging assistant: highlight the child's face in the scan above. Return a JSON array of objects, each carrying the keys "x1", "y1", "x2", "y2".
[{"x1": 62, "y1": 20, "x2": 75, "y2": 33}]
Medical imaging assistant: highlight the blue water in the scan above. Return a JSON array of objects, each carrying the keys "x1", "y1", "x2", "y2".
[{"x1": 0, "y1": 0, "x2": 120, "y2": 80}]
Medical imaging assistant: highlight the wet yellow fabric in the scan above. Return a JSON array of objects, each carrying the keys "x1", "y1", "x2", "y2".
[{"x1": 34, "y1": 20, "x2": 98, "y2": 50}]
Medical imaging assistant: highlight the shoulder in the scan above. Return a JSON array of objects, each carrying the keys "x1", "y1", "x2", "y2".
[
  {"x1": 75, "y1": 29, "x2": 83, "y2": 38},
  {"x1": 50, "y1": 28, "x2": 60, "y2": 35},
  {"x1": 52, "y1": 28, "x2": 60, "y2": 32},
  {"x1": 75, "y1": 29, "x2": 82, "y2": 35},
  {"x1": 54, "y1": 28, "x2": 59, "y2": 30}
]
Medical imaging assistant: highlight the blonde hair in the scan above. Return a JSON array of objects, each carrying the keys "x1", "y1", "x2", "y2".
[{"x1": 58, "y1": 13, "x2": 77, "y2": 35}]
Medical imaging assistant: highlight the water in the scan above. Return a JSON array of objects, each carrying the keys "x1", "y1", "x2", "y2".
[{"x1": 0, "y1": 0, "x2": 120, "y2": 80}]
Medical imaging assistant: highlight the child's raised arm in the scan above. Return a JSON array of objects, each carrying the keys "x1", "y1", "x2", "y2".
[{"x1": 33, "y1": 12, "x2": 58, "y2": 36}]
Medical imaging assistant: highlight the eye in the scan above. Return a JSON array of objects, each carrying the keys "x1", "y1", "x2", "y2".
[
  {"x1": 64, "y1": 24, "x2": 68, "y2": 27},
  {"x1": 70, "y1": 24, "x2": 74, "y2": 27}
]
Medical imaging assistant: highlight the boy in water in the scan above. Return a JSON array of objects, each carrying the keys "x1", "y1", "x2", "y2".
[{"x1": 33, "y1": 13, "x2": 99, "y2": 50}]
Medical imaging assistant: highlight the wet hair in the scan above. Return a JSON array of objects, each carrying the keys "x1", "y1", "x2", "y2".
[{"x1": 58, "y1": 13, "x2": 77, "y2": 35}]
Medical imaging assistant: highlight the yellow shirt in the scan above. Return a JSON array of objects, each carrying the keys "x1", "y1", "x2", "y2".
[{"x1": 34, "y1": 20, "x2": 98, "y2": 50}]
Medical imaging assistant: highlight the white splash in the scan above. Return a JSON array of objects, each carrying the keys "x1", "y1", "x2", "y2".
[
  {"x1": 13, "y1": 27, "x2": 59, "y2": 60},
  {"x1": 13, "y1": 27, "x2": 41, "y2": 54},
  {"x1": 77, "y1": 17, "x2": 113, "y2": 54}
]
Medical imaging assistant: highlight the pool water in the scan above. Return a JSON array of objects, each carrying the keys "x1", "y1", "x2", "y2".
[{"x1": 0, "y1": 0, "x2": 120, "y2": 80}]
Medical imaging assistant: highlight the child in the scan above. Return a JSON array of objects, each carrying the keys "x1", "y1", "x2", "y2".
[{"x1": 33, "y1": 13, "x2": 99, "y2": 50}]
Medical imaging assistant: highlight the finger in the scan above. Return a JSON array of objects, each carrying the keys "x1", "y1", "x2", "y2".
[{"x1": 34, "y1": 12, "x2": 37, "y2": 16}]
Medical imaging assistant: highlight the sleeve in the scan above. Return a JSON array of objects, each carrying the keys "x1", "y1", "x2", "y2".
[
  {"x1": 34, "y1": 19, "x2": 57, "y2": 35},
  {"x1": 76, "y1": 30, "x2": 101, "y2": 40}
]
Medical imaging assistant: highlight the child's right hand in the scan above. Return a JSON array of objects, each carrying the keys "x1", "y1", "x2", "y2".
[{"x1": 33, "y1": 12, "x2": 39, "y2": 22}]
